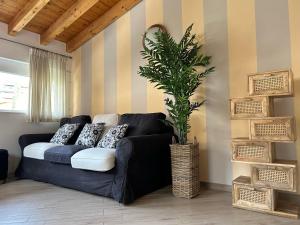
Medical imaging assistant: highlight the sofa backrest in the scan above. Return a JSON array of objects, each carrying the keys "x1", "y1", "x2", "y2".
[
  {"x1": 92, "y1": 114, "x2": 119, "y2": 134},
  {"x1": 60, "y1": 115, "x2": 91, "y2": 127},
  {"x1": 60, "y1": 115, "x2": 92, "y2": 144},
  {"x1": 118, "y1": 113, "x2": 173, "y2": 137},
  {"x1": 60, "y1": 113, "x2": 172, "y2": 142}
]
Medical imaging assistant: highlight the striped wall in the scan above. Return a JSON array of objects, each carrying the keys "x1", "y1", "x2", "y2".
[
  {"x1": 145, "y1": 0, "x2": 164, "y2": 113},
  {"x1": 71, "y1": 0, "x2": 300, "y2": 191},
  {"x1": 204, "y1": 0, "x2": 231, "y2": 185},
  {"x1": 228, "y1": 0, "x2": 257, "y2": 184},
  {"x1": 289, "y1": 0, "x2": 300, "y2": 194}
]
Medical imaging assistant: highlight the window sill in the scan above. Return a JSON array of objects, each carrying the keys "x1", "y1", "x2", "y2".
[{"x1": 0, "y1": 109, "x2": 27, "y2": 114}]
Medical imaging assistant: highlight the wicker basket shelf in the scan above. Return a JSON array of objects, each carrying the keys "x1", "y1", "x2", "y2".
[
  {"x1": 231, "y1": 69, "x2": 297, "y2": 219},
  {"x1": 232, "y1": 159, "x2": 297, "y2": 167},
  {"x1": 248, "y1": 69, "x2": 293, "y2": 97},
  {"x1": 249, "y1": 117, "x2": 296, "y2": 142},
  {"x1": 233, "y1": 176, "x2": 298, "y2": 219},
  {"x1": 232, "y1": 138, "x2": 274, "y2": 163},
  {"x1": 230, "y1": 97, "x2": 273, "y2": 119},
  {"x1": 233, "y1": 176, "x2": 275, "y2": 211},
  {"x1": 251, "y1": 161, "x2": 297, "y2": 192}
]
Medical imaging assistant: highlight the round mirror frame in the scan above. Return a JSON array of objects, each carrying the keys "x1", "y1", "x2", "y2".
[{"x1": 142, "y1": 24, "x2": 168, "y2": 49}]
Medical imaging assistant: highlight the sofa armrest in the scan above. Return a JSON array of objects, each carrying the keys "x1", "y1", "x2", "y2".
[
  {"x1": 19, "y1": 133, "x2": 55, "y2": 151},
  {"x1": 113, "y1": 133, "x2": 172, "y2": 204}
]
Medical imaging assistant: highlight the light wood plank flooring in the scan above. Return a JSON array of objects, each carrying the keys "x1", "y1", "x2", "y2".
[{"x1": 0, "y1": 180, "x2": 298, "y2": 225}]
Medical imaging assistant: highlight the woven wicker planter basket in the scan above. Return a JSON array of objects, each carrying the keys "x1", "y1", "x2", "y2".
[{"x1": 170, "y1": 143, "x2": 200, "y2": 199}]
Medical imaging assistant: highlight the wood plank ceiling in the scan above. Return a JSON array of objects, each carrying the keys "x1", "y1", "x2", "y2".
[{"x1": 0, "y1": 0, "x2": 142, "y2": 52}]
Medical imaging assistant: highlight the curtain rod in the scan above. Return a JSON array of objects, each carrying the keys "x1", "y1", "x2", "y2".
[{"x1": 0, "y1": 37, "x2": 72, "y2": 59}]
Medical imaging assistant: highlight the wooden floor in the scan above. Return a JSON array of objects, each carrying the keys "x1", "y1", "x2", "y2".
[{"x1": 0, "y1": 180, "x2": 298, "y2": 225}]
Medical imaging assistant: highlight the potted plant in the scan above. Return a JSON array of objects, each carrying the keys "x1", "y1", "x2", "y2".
[{"x1": 139, "y1": 24, "x2": 214, "y2": 198}]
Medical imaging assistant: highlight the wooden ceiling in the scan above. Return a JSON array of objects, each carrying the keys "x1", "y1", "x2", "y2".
[{"x1": 0, "y1": 0, "x2": 142, "y2": 52}]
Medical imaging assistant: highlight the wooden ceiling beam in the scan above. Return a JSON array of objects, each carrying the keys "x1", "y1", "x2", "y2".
[
  {"x1": 66, "y1": 0, "x2": 142, "y2": 53},
  {"x1": 8, "y1": 0, "x2": 50, "y2": 36},
  {"x1": 41, "y1": 0, "x2": 100, "y2": 45}
]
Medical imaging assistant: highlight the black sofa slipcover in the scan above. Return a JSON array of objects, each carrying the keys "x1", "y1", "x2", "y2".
[
  {"x1": 44, "y1": 145, "x2": 87, "y2": 164},
  {"x1": 16, "y1": 113, "x2": 173, "y2": 204},
  {"x1": 119, "y1": 113, "x2": 172, "y2": 136}
]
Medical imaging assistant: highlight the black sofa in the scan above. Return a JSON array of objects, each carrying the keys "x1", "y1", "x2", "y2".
[{"x1": 16, "y1": 113, "x2": 173, "y2": 204}]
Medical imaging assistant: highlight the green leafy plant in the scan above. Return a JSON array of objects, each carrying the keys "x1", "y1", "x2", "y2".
[{"x1": 139, "y1": 24, "x2": 214, "y2": 145}]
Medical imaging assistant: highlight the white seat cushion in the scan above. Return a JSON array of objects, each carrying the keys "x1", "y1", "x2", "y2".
[
  {"x1": 92, "y1": 114, "x2": 119, "y2": 134},
  {"x1": 71, "y1": 148, "x2": 116, "y2": 172},
  {"x1": 23, "y1": 142, "x2": 63, "y2": 160}
]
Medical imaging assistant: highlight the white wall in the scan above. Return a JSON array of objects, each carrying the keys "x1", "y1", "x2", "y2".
[
  {"x1": 0, "y1": 22, "x2": 69, "y2": 175},
  {"x1": 0, "y1": 22, "x2": 69, "y2": 60},
  {"x1": 0, "y1": 113, "x2": 58, "y2": 174}
]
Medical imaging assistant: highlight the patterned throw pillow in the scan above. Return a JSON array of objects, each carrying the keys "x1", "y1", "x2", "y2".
[
  {"x1": 50, "y1": 124, "x2": 79, "y2": 144},
  {"x1": 97, "y1": 124, "x2": 128, "y2": 148},
  {"x1": 75, "y1": 123, "x2": 105, "y2": 147}
]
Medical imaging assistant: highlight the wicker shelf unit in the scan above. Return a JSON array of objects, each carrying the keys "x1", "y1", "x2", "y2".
[
  {"x1": 231, "y1": 69, "x2": 298, "y2": 219},
  {"x1": 251, "y1": 162, "x2": 297, "y2": 192},
  {"x1": 248, "y1": 69, "x2": 293, "y2": 97},
  {"x1": 230, "y1": 97, "x2": 273, "y2": 119},
  {"x1": 232, "y1": 138, "x2": 274, "y2": 163},
  {"x1": 233, "y1": 176, "x2": 275, "y2": 211},
  {"x1": 249, "y1": 117, "x2": 296, "y2": 142},
  {"x1": 233, "y1": 176, "x2": 298, "y2": 219}
]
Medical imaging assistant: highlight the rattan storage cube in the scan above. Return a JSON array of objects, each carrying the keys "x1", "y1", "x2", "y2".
[
  {"x1": 248, "y1": 70, "x2": 293, "y2": 97},
  {"x1": 232, "y1": 139, "x2": 274, "y2": 163},
  {"x1": 230, "y1": 97, "x2": 273, "y2": 119},
  {"x1": 249, "y1": 117, "x2": 296, "y2": 142},
  {"x1": 233, "y1": 176, "x2": 275, "y2": 211},
  {"x1": 170, "y1": 143, "x2": 200, "y2": 199},
  {"x1": 251, "y1": 162, "x2": 297, "y2": 192}
]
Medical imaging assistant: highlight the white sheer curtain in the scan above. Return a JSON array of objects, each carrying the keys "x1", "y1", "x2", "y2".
[{"x1": 28, "y1": 48, "x2": 69, "y2": 123}]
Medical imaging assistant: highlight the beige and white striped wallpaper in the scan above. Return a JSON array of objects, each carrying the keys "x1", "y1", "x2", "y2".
[{"x1": 71, "y1": 0, "x2": 300, "y2": 193}]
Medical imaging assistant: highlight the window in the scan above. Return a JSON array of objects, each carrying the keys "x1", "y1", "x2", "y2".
[
  {"x1": 0, "y1": 72, "x2": 29, "y2": 112},
  {"x1": 0, "y1": 57, "x2": 29, "y2": 112}
]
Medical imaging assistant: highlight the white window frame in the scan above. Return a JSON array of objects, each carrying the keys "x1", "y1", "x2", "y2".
[{"x1": 0, "y1": 57, "x2": 30, "y2": 114}]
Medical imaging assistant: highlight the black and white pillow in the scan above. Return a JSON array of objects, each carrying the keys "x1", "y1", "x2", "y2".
[
  {"x1": 97, "y1": 124, "x2": 128, "y2": 148},
  {"x1": 50, "y1": 124, "x2": 79, "y2": 144},
  {"x1": 75, "y1": 123, "x2": 105, "y2": 147}
]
